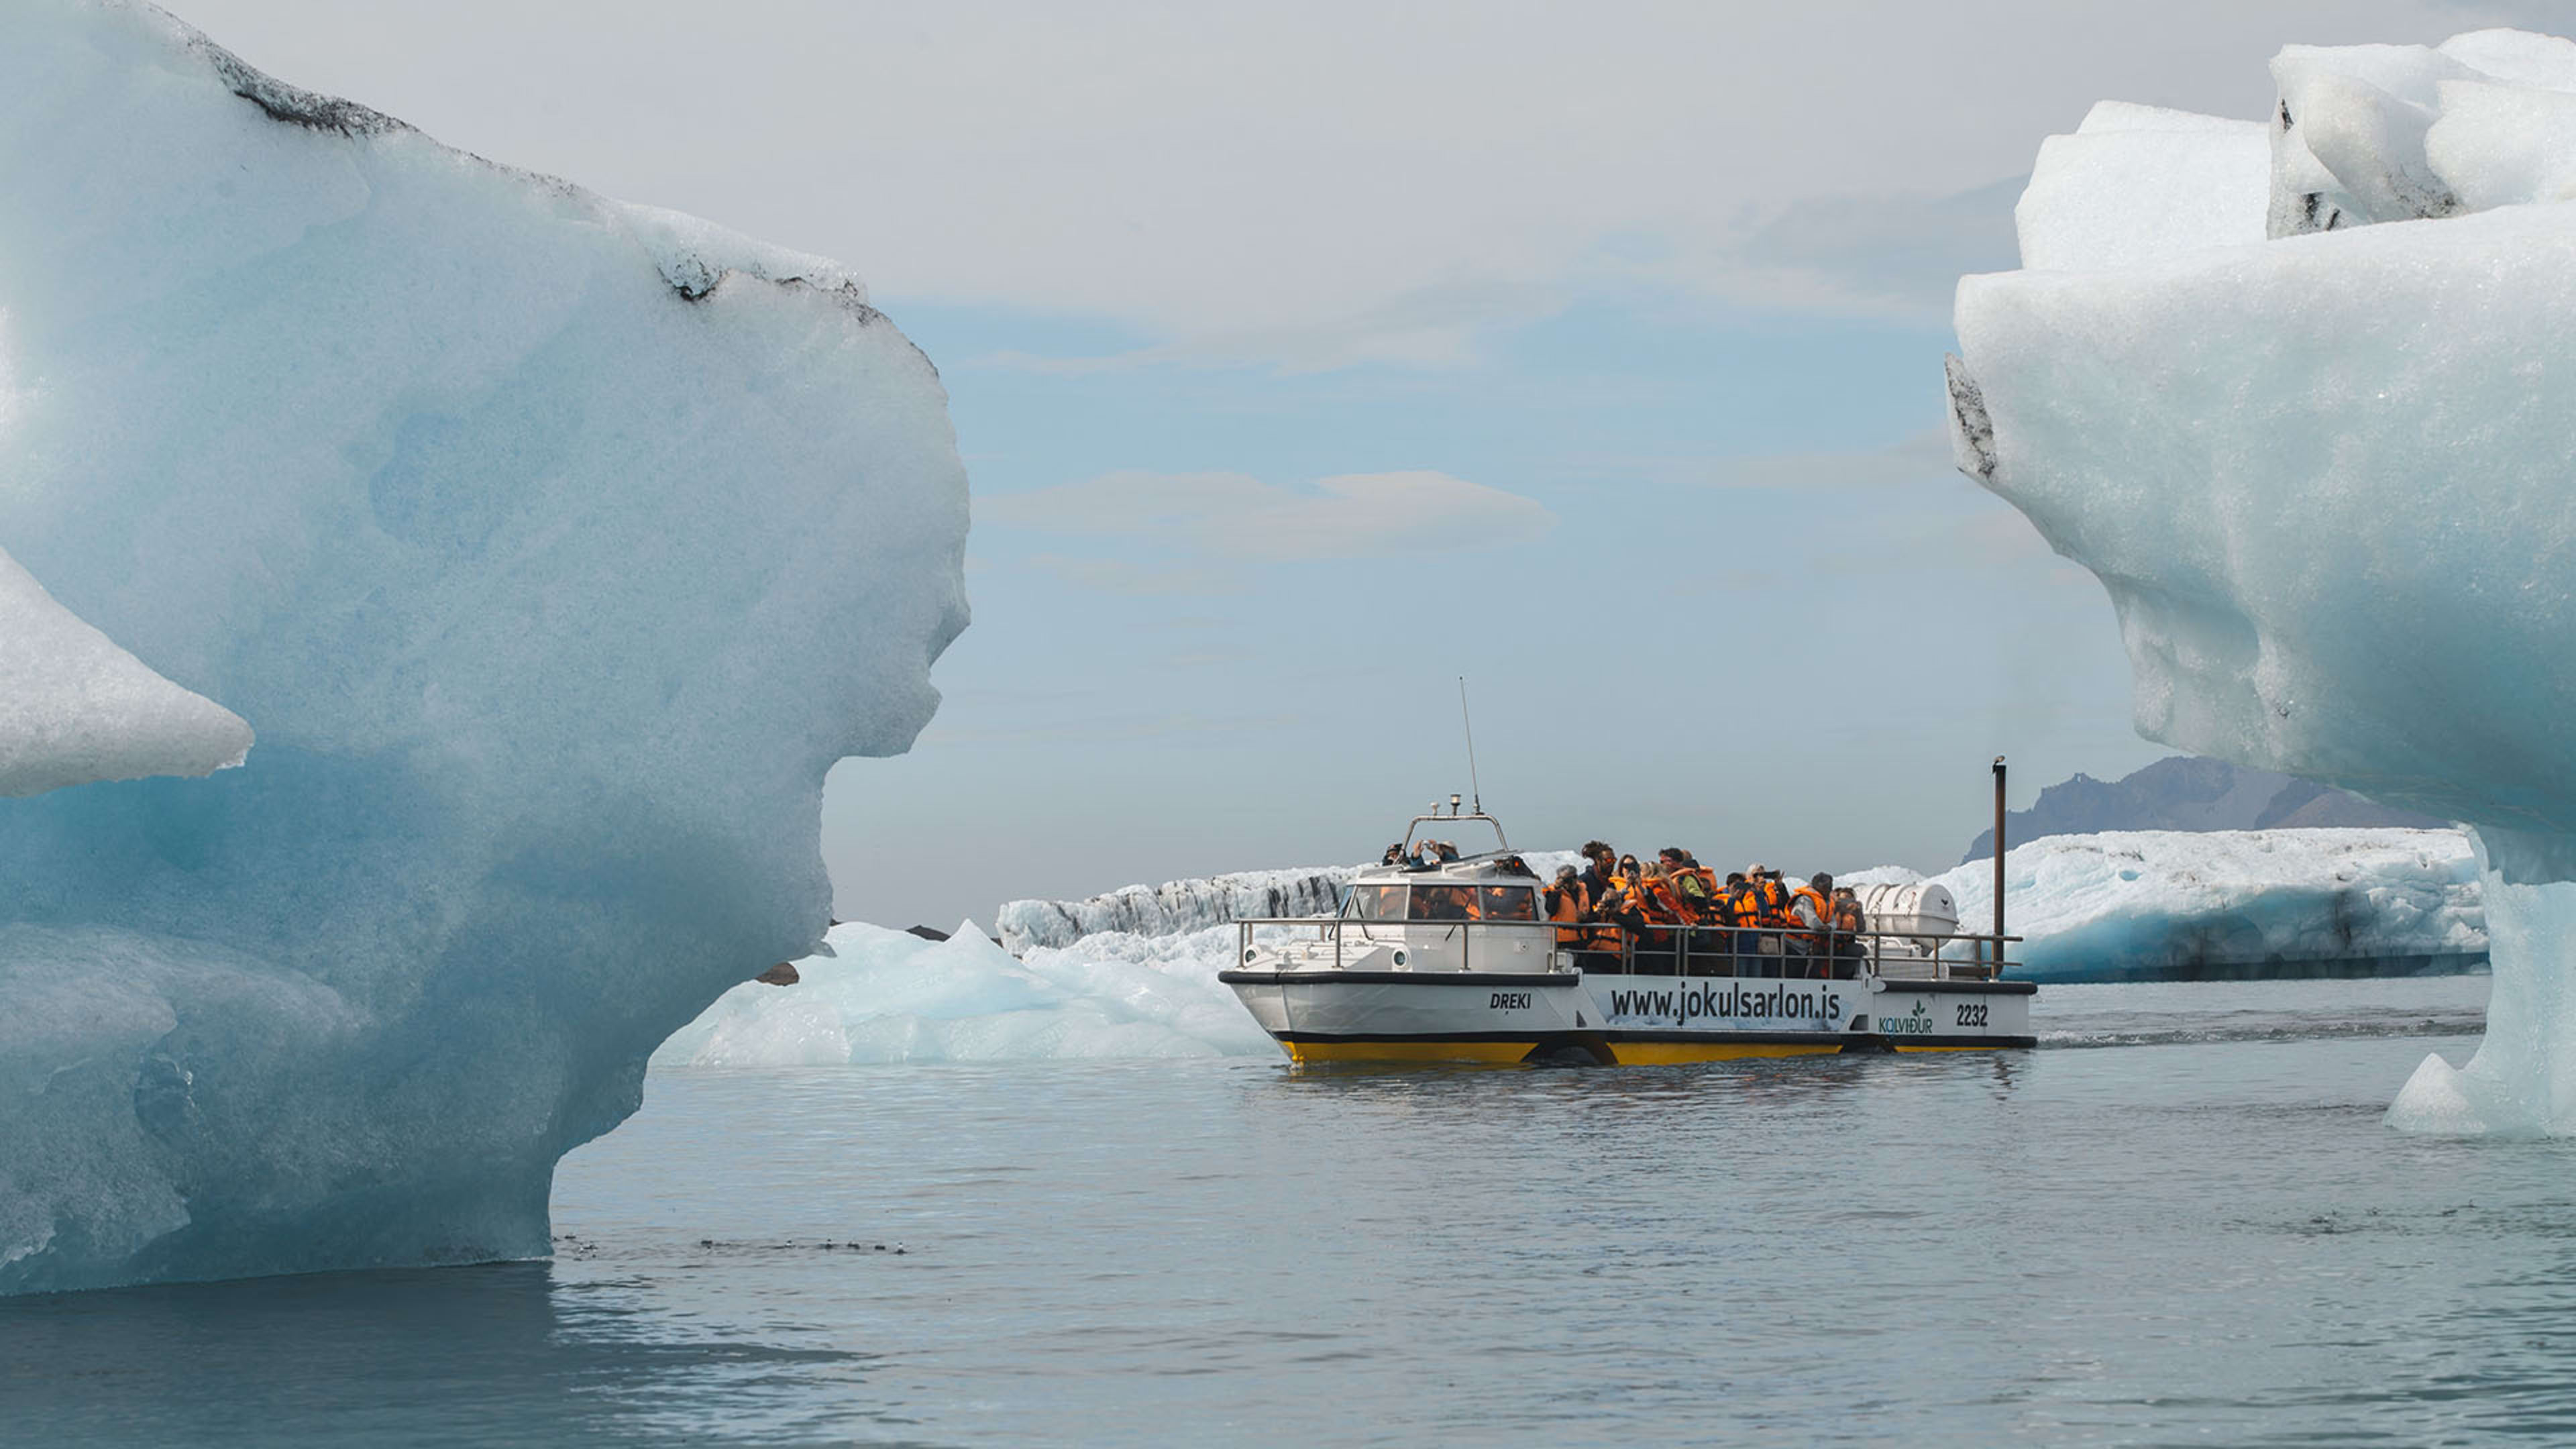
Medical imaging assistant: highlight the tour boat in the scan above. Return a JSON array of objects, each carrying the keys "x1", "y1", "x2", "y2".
[{"x1": 1218, "y1": 806, "x2": 2036, "y2": 1065}]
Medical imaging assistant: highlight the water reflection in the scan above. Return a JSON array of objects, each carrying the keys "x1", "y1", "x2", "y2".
[{"x1": 0, "y1": 1261, "x2": 907, "y2": 1448}]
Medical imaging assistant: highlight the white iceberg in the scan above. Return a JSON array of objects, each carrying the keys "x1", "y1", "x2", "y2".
[
  {"x1": 0, "y1": 1, "x2": 967, "y2": 1291},
  {"x1": 1872, "y1": 829, "x2": 2485, "y2": 982},
  {"x1": 655, "y1": 921, "x2": 1272, "y2": 1067},
  {"x1": 1951, "y1": 27, "x2": 2576, "y2": 1130}
]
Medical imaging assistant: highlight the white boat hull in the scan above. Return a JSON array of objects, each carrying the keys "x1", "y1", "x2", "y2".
[{"x1": 1219, "y1": 966, "x2": 2036, "y2": 1065}]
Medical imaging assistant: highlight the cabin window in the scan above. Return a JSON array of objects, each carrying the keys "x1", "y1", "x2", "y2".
[
  {"x1": 1409, "y1": 885, "x2": 1477, "y2": 920},
  {"x1": 1346, "y1": 885, "x2": 1407, "y2": 920},
  {"x1": 1477, "y1": 885, "x2": 1538, "y2": 922}
]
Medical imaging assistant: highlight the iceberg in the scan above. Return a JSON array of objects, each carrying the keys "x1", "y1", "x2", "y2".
[
  {"x1": 1858, "y1": 829, "x2": 2483, "y2": 982},
  {"x1": 0, "y1": 1, "x2": 967, "y2": 1291},
  {"x1": 1950, "y1": 27, "x2": 2576, "y2": 1130},
  {"x1": 655, "y1": 921, "x2": 1272, "y2": 1067},
  {"x1": 996, "y1": 865, "x2": 1368, "y2": 954}
]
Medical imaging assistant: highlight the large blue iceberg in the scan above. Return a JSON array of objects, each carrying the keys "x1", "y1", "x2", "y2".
[
  {"x1": 0, "y1": 1, "x2": 967, "y2": 1291},
  {"x1": 1950, "y1": 28, "x2": 2576, "y2": 1131}
]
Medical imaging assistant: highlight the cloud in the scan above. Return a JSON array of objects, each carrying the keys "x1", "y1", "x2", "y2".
[{"x1": 985, "y1": 470, "x2": 1556, "y2": 563}]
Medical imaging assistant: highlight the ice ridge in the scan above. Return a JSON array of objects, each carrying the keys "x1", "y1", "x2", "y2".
[{"x1": 0, "y1": 1, "x2": 968, "y2": 1291}]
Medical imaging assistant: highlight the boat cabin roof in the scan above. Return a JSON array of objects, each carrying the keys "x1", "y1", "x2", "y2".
[{"x1": 1348, "y1": 852, "x2": 1540, "y2": 888}]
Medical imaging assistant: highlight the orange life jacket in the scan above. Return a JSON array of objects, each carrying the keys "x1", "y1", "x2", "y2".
[
  {"x1": 1751, "y1": 875, "x2": 1790, "y2": 928},
  {"x1": 1722, "y1": 885, "x2": 1761, "y2": 928},
  {"x1": 1548, "y1": 884, "x2": 1587, "y2": 946},
  {"x1": 1788, "y1": 885, "x2": 1829, "y2": 947}
]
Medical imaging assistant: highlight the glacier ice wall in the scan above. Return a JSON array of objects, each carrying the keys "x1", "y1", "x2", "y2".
[
  {"x1": 0, "y1": 1, "x2": 967, "y2": 1291},
  {"x1": 1951, "y1": 28, "x2": 2576, "y2": 1130},
  {"x1": 1860, "y1": 829, "x2": 2482, "y2": 982},
  {"x1": 995, "y1": 866, "x2": 1368, "y2": 954}
]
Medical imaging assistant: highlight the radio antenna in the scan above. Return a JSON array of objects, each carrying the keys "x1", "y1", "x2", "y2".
[{"x1": 1458, "y1": 676, "x2": 1483, "y2": 815}]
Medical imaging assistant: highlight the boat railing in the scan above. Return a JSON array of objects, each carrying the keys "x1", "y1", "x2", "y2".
[{"x1": 1235, "y1": 917, "x2": 2022, "y2": 981}]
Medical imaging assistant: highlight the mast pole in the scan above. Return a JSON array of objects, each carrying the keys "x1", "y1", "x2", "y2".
[
  {"x1": 1992, "y1": 756, "x2": 2008, "y2": 972},
  {"x1": 1459, "y1": 676, "x2": 1483, "y2": 815}
]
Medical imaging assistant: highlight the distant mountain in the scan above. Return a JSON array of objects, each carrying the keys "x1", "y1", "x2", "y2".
[{"x1": 1961, "y1": 757, "x2": 2449, "y2": 864}]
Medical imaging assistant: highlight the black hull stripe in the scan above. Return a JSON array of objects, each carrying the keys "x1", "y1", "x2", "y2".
[
  {"x1": 1221, "y1": 969, "x2": 2035, "y2": 995},
  {"x1": 1269, "y1": 1029, "x2": 2037, "y2": 1049},
  {"x1": 1869, "y1": 978, "x2": 2037, "y2": 996},
  {"x1": 1219, "y1": 970, "x2": 1576, "y2": 987}
]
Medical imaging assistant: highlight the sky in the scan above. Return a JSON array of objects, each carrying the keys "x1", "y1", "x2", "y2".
[{"x1": 173, "y1": 0, "x2": 2552, "y2": 928}]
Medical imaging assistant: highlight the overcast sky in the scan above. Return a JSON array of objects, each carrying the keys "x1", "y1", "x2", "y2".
[{"x1": 175, "y1": 0, "x2": 2552, "y2": 927}]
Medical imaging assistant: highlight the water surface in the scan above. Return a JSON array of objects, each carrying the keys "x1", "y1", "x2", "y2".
[{"x1": 13, "y1": 975, "x2": 2573, "y2": 1446}]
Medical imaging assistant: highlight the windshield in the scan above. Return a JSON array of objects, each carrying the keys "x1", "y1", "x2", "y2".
[
  {"x1": 1409, "y1": 885, "x2": 1476, "y2": 920},
  {"x1": 1346, "y1": 884, "x2": 1406, "y2": 920}
]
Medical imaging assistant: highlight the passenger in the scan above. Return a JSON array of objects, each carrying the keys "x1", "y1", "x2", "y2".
[
  {"x1": 1746, "y1": 864, "x2": 1792, "y2": 976},
  {"x1": 1545, "y1": 865, "x2": 1589, "y2": 941},
  {"x1": 1829, "y1": 886, "x2": 1869, "y2": 979},
  {"x1": 1596, "y1": 861, "x2": 1666, "y2": 973},
  {"x1": 1478, "y1": 881, "x2": 1532, "y2": 920},
  {"x1": 1574, "y1": 854, "x2": 1629, "y2": 972},
  {"x1": 1720, "y1": 871, "x2": 1758, "y2": 975},
  {"x1": 1381, "y1": 843, "x2": 1406, "y2": 866},
  {"x1": 1658, "y1": 847, "x2": 1717, "y2": 917},
  {"x1": 1631, "y1": 863, "x2": 1686, "y2": 973},
  {"x1": 1789, "y1": 872, "x2": 1834, "y2": 979},
  {"x1": 1577, "y1": 841, "x2": 1618, "y2": 909}
]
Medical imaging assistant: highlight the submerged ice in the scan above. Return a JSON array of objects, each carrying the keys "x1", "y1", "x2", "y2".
[
  {"x1": 1952, "y1": 27, "x2": 2576, "y2": 1130},
  {"x1": 0, "y1": 2, "x2": 967, "y2": 1291}
]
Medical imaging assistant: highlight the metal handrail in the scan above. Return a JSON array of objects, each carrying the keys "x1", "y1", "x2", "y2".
[
  {"x1": 1396, "y1": 810, "x2": 1513, "y2": 857},
  {"x1": 1235, "y1": 916, "x2": 2021, "y2": 980}
]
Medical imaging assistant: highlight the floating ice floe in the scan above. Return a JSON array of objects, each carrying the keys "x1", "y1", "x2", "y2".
[
  {"x1": 655, "y1": 921, "x2": 1273, "y2": 1067},
  {"x1": 0, "y1": 1, "x2": 967, "y2": 1292},
  {"x1": 1951, "y1": 26, "x2": 2576, "y2": 1132}
]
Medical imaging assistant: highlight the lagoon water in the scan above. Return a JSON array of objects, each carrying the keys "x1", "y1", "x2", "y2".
[{"x1": 11, "y1": 975, "x2": 2576, "y2": 1446}]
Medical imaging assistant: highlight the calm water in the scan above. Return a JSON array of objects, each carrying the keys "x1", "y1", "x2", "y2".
[{"x1": 14, "y1": 975, "x2": 2576, "y2": 1446}]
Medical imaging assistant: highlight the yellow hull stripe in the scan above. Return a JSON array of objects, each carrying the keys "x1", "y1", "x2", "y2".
[
  {"x1": 1602, "y1": 1040, "x2": 1847, "y2": 1065},
  {"x1": 1282, "y1": 1039, "x2": 1540, "y2": 1065}
]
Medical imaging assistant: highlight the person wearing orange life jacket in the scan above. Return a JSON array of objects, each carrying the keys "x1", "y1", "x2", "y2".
[
  {"x1": 1629, "y1": 861, "x2": 1690, "y2": 973},
  {"x1": 1788, "y1": 872, "x2": 1835, "y2": 979},
  {"x1": 1544, "y1": 865, "x2": 1589, "y2": 949},
  {"x1": 1718, "y1": 871, "x2": 1760, "y2": 975},
  {"x1": 1656, "y1": 848, "x2": 1720, "y2": 967},
  {"x1": 1593, "y1": 855, "x2": 1662, "y2": 970},
  {"x1": 1828, "y1": 886, "x2": 1869, "y2": 979},
  {"x1": 1745, "y1": 864, "x2": 1793, "y2": 977}
]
